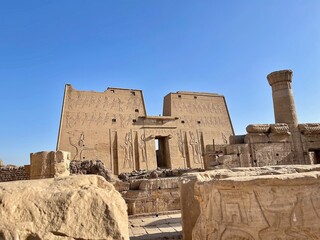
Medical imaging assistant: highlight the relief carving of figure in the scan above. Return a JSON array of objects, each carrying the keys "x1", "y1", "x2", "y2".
[
  {"x1": 139, "y1": 134, "x2": 147, "y2": 162},
  {"x1": 222, "y1": 132, "x2": 228, "y2": 144},
  {"x1": 122, "y1": 132, "x2": 133, "y2": 168},
  {"x1": 256, "y1": 188, "x2": 315, "y2": 239},
  {"x1": 189, "y1": 131, "x2": 202, "y2": 164},
  {"x1": 177, "y1": 132, "x2": 186, "y2": 159},
  {"x1": 66, "y1": 114, "x2": 75, "y2": 128},
  {"x1": 69, "y1": 132, "x2": 94, "y2": 160},
  {"x1": 111, "y1": 97, "x2": 123, "y2": 112}
]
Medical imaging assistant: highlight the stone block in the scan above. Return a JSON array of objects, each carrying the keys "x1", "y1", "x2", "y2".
[
  {"x1": 268, "y1": 133, "x2": 291, "y2": 142},
  {"x1": 124, "y1": 188, "x2": 180, "y2": 215},
  {"x1": 138, "y1": 177, "x2": 179, "y2": 191},
  {"x1": 229, "y1": 135, "x2": 245, "y2": 144},
  {"x1": 30, "y1": 150, "x2": 70, "y2": 179},
  {"x1": 0, "y1": 175, "x2": 129, "y2": 240},
  {"x1": 239, "y1": 153, "x2": 252, "y2": 167},
  {"x1": 299, "y1": 123, "x2": 320, "y2": 135},
  {"x1": 245, "y1": 133, "x2": 270, "y2": 144},
  {"x1": 180, "y1": 165, "x2": 320, "y2": 240},
  {"x1": 114, "y1": 180, "x2": 130, "y2": 192},
  {"x1": 217, "y1": 155, "x2": 241, "y2": 168},
  {"x1": 270, "y1": 123, "x2": 290, "y2": 134},
  {"x1": 225, "y1": 144, "x2": 249, "y2": 155},
  {"x1": 246, "y1": 124, "x2": 270, "y2": 133}
]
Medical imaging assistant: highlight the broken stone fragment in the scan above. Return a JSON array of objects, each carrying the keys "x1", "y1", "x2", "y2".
[{"x1": 0, "y1": 175, "x2": 129, "y2": 240}]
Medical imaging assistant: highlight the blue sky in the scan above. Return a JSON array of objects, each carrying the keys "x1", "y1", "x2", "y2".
[{"x1": 1, "y1": 0, "x2": 320, "y2": 165}]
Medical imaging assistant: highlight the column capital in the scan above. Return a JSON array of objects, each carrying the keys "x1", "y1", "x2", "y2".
[{"x1": 267, "y1": 69, "x2": 293, "y2": 86}]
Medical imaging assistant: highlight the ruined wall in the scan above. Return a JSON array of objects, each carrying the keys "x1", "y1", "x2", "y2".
[
  {"x1": 121, "y1": 177, "x2": 180, "y2": 215},
  {"x1": 57, "y1": 85, "x2": 234, "y2": 175},
  {"x1": 0, "y1": 165, "x2": 30, "y2": 182},
  {"x1": 30, "y1": 151, "x2": 70, "y2": 179},
  {"x1": 209, "y1": 122, "x2": 320, "y2": 169}
]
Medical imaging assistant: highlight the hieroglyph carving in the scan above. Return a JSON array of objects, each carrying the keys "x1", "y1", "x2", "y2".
[
  {"x1": 173, "y1": 100, "x2": 226, "y2": 115},
  {"x1": 65, "y1": 112, "x2": 139, "y2": 129},
  {"x1": 190, "y1": 182, "x2": 320, "y2": 240}
]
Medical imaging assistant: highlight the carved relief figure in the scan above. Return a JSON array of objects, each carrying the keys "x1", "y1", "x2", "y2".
[
  {"x1": 66, "y1": 114, "x2": 75, "y2": 128},
  {"x1": 222, "y1": 132, "x2": 228, "y2": 144},
  {"x1": 177, "y1": 132, "x2": 186, "y2": 159},
  {"x1": 255, "y1": 188, "x2": 314, "y2": 239},
  {"x1": 139, "y1": 134, "x2": 147, "y2": 162},
  {"x1": 111, "y1": 97, "x2": 123, "y2": 112},
  {"x1": 122, "y1": 132, "x2": 133, "y2": 168},
  {"x1": 69, "y1": 132, "x2": 93, "y2": 160},
  {"x1": 189, "y1": 132, "x2": 202, "y2": 164}
]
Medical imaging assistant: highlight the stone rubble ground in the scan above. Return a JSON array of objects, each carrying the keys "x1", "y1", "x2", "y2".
[{"x1": 129, "y1": 211, "x2": 182, "y2": 240}]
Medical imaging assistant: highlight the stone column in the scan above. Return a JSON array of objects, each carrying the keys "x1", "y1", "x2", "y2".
[
  {"x1": 267, "y1": 70, "x2": 305, "y2": 164},
  {"x1": 267, "y1": 70, "x2": 298, "y2": 128}
]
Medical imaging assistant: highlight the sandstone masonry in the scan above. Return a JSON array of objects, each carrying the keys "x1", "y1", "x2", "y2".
[
  {"x1": 56, "y1": 86, "x2": 234, "y2": 175},
  {"x1": 208, "y1": 70, "x2": 320, "y2": 169}
]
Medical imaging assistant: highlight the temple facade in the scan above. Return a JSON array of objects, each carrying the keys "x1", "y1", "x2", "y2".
[{"x1": 56, "y1": 85, "x2": 234, "y2": 175}]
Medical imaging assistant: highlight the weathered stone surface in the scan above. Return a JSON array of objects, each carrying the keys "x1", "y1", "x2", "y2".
[
  {"x1": 138, "y1": 177, "x2": 179, "y2": 191},
  {"x1": 70, "y1": 159, "x2": 113, "y2": 182},
  {"x1": 299, "y1": 123, "x2": 320, "y2": 135},
  {"x1": 118, "y1": 168, "x2": 203, "y2": 181},
  {"x1": 120, "y1": 177, "x2": 181, "y2": 215},
  {"x1": 117, "y1": 176, "x2": 183, "y2": 215},
  {"x1": 270, "y1": 123, "x2": 290, "y2": 134},
  {"x1": 225, "y1": 144, "x2": 249, "y2": 155},
  {"x1": 246, "y1": 124, "x2": 270, "y2": 133},
  {"x1": 180, "y1": 165, "x2": 320, "y2": 240},
  {"x1": 244, "y1": 133, "x2": 270, "y2": 144},
  {"x1": 30, "y1": 151, "x2": 70, "y2": 179},
  {"x1": 124, "y1": 188, "x2": 180, "y2": 215},
  {"x1": 0, "y1": 175, "x2": 128, "y2": 240}
]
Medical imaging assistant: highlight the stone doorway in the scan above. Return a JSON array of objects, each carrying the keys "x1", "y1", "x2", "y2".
[
  {"x1": 155, "y1": 136, "x2": 170, "y2": 168},
  {"x1": 309, "y1": 149, "x2": 320, "y2": 164}
]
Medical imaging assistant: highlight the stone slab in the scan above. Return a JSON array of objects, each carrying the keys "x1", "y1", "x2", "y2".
[{"x1": 180, "y1": 165, "x2": 320, "y2": 240}]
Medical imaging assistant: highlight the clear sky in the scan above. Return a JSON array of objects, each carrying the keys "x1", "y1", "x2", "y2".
[{"x1": 1, "y1": 0, "x2": 320, "y2": 166}]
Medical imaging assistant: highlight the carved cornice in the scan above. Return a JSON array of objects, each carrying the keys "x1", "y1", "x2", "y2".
[
  {"x1": 246, "y1": 124, "x2": 270, "y2": 133},
  {"x1": 270, "y1": 123, "x2": 290, "y2": 134},
  {"x1": 299, "y1": 123, "x2": 320, "y2": 135}
]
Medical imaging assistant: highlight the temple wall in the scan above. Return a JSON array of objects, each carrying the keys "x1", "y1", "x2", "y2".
[
  {"x1": 210, "y1": 122, "x2": 320, "y2": 169},
  {"x1": 0, "y1": 165, "x2": 30, "y2": 182}
]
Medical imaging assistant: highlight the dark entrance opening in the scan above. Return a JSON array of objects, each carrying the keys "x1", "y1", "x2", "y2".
[
  {"x1": 309, "y1": 149, "x2": 320, "y2": 164},
  {"x1": 155, "y1": 136, "x2": 170, "y2": 168}
]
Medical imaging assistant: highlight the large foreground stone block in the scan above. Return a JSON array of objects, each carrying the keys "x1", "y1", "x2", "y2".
[
  {"x1": 180, "y1": 165, "x2": 320, "y2": 240},
  {"x1": 0, "y1": 175, "x2": 128, "y2": 240}
]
